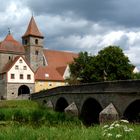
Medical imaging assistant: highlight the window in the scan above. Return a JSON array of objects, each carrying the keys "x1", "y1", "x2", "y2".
[
  {"x1": 0, "y1": 74, "x2": 4, "y2": 80},
  {"x1": 23, "y1": 66, "x2": 27, "y2": 70},
  {"x1": 35, "y1": 50, "x2": 39, "y2": 55},
  {"x1": 11, "y1": 74, "x2": 15, "y2": 79},
  {"x1": 48, "y1": 82, "x2": 52, "y2": 86},
  {"x1": 24, "y1": 39, "x2": 28, "y2": 45},
  {"x1": 43, "y1": 57, "x2": 46, "y2": 66},
  {"x1": 9, "y1": 56, "x2": 11, "y2": 60},
  {"x1": 27, "y1": 74, "x2": 31, "y2": 80},
  {"x1": 19, "y1": 59, "x2": 22, "y2": 63},
  {"x1": 20, "y1": 74, "x2": 23, "y2": 79},
  {"x1": 15, "y1": 65, "x2": 19, "y2": 70},
  {"x1": 35, "y1": 39, "x2": 38, "y2": 44}
]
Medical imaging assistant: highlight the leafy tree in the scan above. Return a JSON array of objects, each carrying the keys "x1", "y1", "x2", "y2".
[
  {"x1": 96, "y1": 46, "x2": 134, "y2": 81},
  {"x1": 68, "y1": 46, "x2": 134, "y2": 84},
  {"x1": 69, "y1": 52, "x2": 97, "y2": 83}
]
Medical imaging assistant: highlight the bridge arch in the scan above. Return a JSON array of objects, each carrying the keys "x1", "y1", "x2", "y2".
[
  {"x1": 55, "y1": 97, "x2": 69, "y2": 112},
  {"x1": 80, "y1": 98, "x2": 102, "y2": 126},
  {"x1": 123, "y1": 99, "x2": 140, "y2": 123}
]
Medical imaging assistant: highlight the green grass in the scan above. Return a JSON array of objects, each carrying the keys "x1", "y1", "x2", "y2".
[
  {"x1": 0, "y1": 100, "x2": 80, "y2": 125},
  {"x1": 0, "y1": 100, "x2": 39, "y2": 109},
  {"x1": 0, "y1": 100, "x2": 139, "y2": 140},
  {"x1": 0, "y1": 122, "x2": 140, "y2": 140}
]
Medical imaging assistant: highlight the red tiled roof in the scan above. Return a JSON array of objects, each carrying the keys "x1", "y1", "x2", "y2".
[
  {"x1": 35, "y1": 49, "x2": 78, "y2": 81},
  {"x1": 35, "y1": 66, "x2": 64, "y2": 81},
  {"x1": 43, "y1": 49, "x2": 78, "y2": 68},
  {"x1": 0, "y1": 34, "x2": 25, "y2": 53},
  {"x1": 22, "y1": 16, "x2": 44, "y2": 38}
]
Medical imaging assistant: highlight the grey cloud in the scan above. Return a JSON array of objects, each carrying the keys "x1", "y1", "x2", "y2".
[
  {"x1": 25, "y1": 0, "x2": 140, "y2": 28},
  {"x1": 114, "y1": 35, "x2": 130, "y2": 50}
]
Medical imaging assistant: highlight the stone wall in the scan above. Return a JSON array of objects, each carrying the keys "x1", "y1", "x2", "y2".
[
  {"x1": 23, "y1": 36, "x2": 44, "y2": 72},
  {"x1": 0, "y1": 78, "x2": 6, "y2": 99},
  {"x1": 7, "y1": 83, "x2": 34, "y2": 100}
]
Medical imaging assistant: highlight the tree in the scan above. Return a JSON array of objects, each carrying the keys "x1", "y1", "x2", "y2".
[
  {"x1": 69, "y1": 52, "x2": 97, "y2": 83},
  {"x1": 68, "y1": 46, "x2": 134, "y2": 84},
  {"x1": 132, "y1": 72, "x2": 140, "y2": 79},
  {"x1": 96, "y1": 46, "x2": 134, "y2": 81}
]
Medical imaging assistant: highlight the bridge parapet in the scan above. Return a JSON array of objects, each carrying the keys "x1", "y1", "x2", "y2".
[{"x1": 31, "y1": 80, "x2": 140, "y2": 99}]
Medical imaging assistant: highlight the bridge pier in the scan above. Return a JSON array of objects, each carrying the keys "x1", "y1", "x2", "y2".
[
  {"x1": 99, "y1": 103, "x2": 119, "y2": 124},
  {"x1": 64, "y1": 102, "x2": 79, "y2": 117}
]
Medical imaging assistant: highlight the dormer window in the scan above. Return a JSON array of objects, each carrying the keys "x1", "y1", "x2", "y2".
[{"x1": 35, "y1": 39, "x2": 38, "y2": 44}]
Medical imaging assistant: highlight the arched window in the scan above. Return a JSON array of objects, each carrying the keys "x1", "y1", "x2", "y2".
[{"x1": 35, "y1": 39, "x2": 38, "y2": 44}]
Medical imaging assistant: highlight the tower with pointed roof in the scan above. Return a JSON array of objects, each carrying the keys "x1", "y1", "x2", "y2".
[{"x1": 22, "y1": 16, "x2": 44, "y2": 71}]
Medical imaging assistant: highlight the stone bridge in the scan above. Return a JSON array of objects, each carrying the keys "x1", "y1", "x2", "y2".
[{"x1": 31, "y1": 80, "x2": 140, "y2": 125}]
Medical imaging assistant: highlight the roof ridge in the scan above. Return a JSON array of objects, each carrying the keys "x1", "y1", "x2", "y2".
[{"x1": 43, "y1": 48, "x2": 78, "y2": 55}]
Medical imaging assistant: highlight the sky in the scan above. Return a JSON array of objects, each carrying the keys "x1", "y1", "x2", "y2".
[{"x1": 1, "y1": 0, "x2": 140, "y2": 68}]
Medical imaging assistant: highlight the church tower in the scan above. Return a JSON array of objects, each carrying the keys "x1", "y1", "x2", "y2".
[{"x1": 22, "y1": 16, "x2": 44, "y2": 71}]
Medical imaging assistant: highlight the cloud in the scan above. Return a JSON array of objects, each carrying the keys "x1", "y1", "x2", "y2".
[
  {"x1": 25, "y1": 0, "x2": 140, "y2": 28},
  {"x1": 0, "y1": 0, "x2": 140, "y2": 68},
  {"x1": 47, "y1": 29, "x2": 140, "y2": 67},
  {"x1": 0, "y1": 0, "x2": 31, "y2": 40}
]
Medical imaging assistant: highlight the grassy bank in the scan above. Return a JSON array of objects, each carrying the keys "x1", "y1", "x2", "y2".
[
  {"x1": 0, "y1": 100, "x2": 80, "y2": 126},
  {"x1": 0, "y1": 100, "x2": 140, "y2": 140}
]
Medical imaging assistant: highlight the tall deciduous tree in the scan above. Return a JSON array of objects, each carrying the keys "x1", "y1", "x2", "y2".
[
  {"x1": 68, "y1": 46, "x2": 134, "y2": 84},
  {"x1": 96, "y1": 46, "x2": 134, "y2": 81}
]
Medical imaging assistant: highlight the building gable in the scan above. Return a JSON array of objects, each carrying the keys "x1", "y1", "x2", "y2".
[{"x1": 7, "y1": 56, "x2": 34, "y2": 83}]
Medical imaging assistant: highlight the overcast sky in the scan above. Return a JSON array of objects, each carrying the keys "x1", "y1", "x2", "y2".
[{"x1": 1, "y1": 0, "x2": 140, "y2": 68}]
